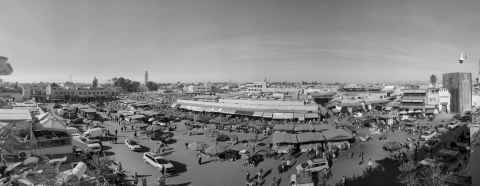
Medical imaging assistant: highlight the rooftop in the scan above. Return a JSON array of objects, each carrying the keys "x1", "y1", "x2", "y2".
[{"x1": 0, "y1": 109, "x2": 32, "y2": 121}]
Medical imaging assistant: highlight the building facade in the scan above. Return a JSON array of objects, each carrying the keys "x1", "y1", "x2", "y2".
[
  {"x1": 442, "y1": 72, "x2": 472, "y2": 113},
  {"x1": 400, "y1": 89, "x2": 426, "y2": 111},
  {"x1": 22, "y1": 84, "x2": 47, "y2": 102},
  {"x1": 46, "y1": 83, "x2": 118, "y2": 102}
]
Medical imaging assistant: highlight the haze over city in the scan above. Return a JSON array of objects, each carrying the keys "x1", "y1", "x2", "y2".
[{"x1": 1, "y1": 0, "x2": 480, "y2": 83}]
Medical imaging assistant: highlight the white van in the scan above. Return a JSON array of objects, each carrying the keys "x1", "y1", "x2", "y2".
[{"x1": 83, "y1": 127, "x2": 107, "y2": 139}]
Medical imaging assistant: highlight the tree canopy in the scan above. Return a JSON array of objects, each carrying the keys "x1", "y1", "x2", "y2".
[
  {"x1": 112, "y1": 77, "x2": 141, "y2": 92},
  {"x1": 92, "y1": 77, "x2": 98, "y2": 88},
  {"x1": 146, "y1": 81, "x2": 159, "y2": 91}
]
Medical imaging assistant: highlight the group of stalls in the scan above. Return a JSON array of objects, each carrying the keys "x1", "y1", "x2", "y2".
[
  {"x1": 272, "y1": 125, "x2": 354, "y2": 153},
  {"x1": 328, "y1": 99, "x2": 392, "y2": 115},
  {"x1": 176, "y1": 103, "x2": 321, "y2": 122}
]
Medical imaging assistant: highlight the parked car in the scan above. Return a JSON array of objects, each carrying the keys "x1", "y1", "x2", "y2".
[
  {"x1": 143, "y1": 152, "x2": 175, "y2": 173},
  {"x1": 72, "y1": 136, "x2": 102, "y2": 153},
  {"x1": 84, "y1": 127, "x2": 108, "y2": 139},
  {"x1": 125, "y1": 139, "x2": 143, "y2": 151},
  {"x1": 421, "y1": 131, "x2": 438, "y2": 141},
  {"x1": 383, "y1": 141, "x2": 403, "y2": 152},
  {"x1": 248, "y1": 154, "x2": 264, "y2": 166},
  {"x1": 448, "y1": 123, "x2": 461, "y2": 130},
  {"x1": 296, "y1": 158, "x2": 330, "y2": 173},
  {"x1": 424, "y1": 139, "x2": 441, "y2": 151}
]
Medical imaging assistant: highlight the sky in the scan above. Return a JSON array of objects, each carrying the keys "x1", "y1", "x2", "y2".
[{"x1": 1, "y1": 0, "x2": 480, "y2": 83}]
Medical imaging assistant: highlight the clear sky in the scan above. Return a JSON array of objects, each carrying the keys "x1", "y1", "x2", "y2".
[{"x1": 1, "y1": 0, "x2": 480, "y2": 83}]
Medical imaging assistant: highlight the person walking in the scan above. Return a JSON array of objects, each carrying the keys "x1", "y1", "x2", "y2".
[{"x1": 142, "y1": 177, "x2": 147, "y2": 186}]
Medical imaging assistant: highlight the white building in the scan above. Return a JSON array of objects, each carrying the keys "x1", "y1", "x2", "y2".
[{"x1": 438, "y1": 88, "x2": 451, "y2": 113}]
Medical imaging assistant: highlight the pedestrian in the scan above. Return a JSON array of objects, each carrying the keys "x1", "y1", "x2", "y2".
[
  {"x1": 246, "y1": 172, "x2": 250, "y2": 181},
  {"x1": 368, "y1": 158, "x2": 373, "y2": 169},
  {"x1": 115, "y1": 129, "x2": 118, "y2": 136},
  {"x1": 198, "y1": 156, "x2": 202, "y2": 165},
  {"x1": 134, "y1": 172, "x2": 139, "y2": 185},
  {"x1": 340, "y1": 176, "x2": 346, "y2": 186},
  {"x1": 134, "y1": 130, "x2": 137, "y2": 137},
  {"x1": 142, "y1": 177, "x2": 147, "y2": 186},
  {"x1": 185, "y1": 142, "x2": 189, "y2": 149}
]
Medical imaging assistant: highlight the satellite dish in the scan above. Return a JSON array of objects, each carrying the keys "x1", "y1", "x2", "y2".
[
  {"x1": 458, "y1": 52, "x2": 466, "y2": 64},
  {"x1": 0, "y1": 56, "x2": 13, "y2": 75}
]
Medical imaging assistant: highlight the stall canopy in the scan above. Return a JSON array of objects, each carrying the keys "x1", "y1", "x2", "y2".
[
  {"x1": 272, "y1": 132, "x2": 298, "y2": 144},
  {"x1": 296, "y1": 132, "x2": 325, "y2": 143},
  {"x1": 322, "y1": 129, "x2": 354, "y2": 141},
  {"x1": 311, "y1": 125, "x2": 334, "y2": 132},
  {"x1": 273, "y1": 124, "x2": 295, "y2": 131},
  {"x1": 294, "y1": 124, "x2": 312, "y2": 132}
]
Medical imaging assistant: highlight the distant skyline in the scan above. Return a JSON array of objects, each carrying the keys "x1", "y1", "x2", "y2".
[{"x1": 1, "y1": 0, "x2": 480, "y2": 83}]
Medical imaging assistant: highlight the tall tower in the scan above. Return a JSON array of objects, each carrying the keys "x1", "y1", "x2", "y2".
[
  {"x1": 144, "y1": 70, "x2": 149, "y2": 85},
  {"x1": 442, "y1": 72, "x2": 472, "y2": 113}
]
